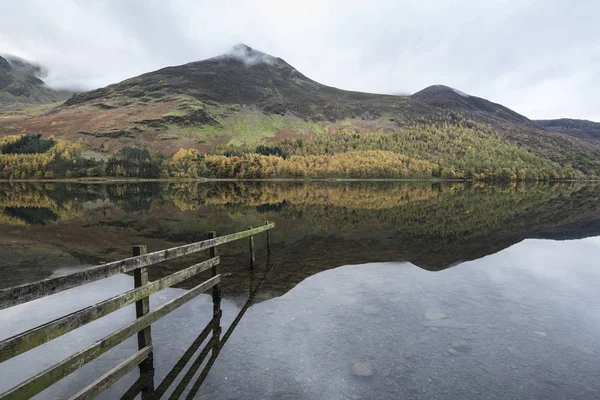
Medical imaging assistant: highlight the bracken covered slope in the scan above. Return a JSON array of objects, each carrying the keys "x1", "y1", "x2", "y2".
[{"x1": 0, "y1": 44, "x2": 599, "y2": 178}]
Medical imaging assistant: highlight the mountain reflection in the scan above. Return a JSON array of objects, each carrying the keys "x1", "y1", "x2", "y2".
[
  {"x1": 1, "y1": 182, "x2": 600, "y2": 399},
  {"x1": 0, "y1": 181, "x2": 599, "y2": 293}
]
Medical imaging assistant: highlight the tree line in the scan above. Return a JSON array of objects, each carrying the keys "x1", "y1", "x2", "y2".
[
  {"x1": 0, "y1": 135, "x2": 162, "y2": 180},
  {"x1": 0, "y1": 116, "x2": 596, "y2": 181}
]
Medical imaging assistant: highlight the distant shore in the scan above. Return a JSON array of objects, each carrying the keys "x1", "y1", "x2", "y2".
[{"x1": 0, "y1": 177, "x2": 592, "y2": 184}]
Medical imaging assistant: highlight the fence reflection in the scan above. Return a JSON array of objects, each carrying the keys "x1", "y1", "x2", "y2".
[{"x1": 126, "y1": 245, "x2": 274, "y2": 399}]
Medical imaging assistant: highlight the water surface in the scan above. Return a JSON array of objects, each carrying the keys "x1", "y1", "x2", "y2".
[{"x1": 0, "y1": 182, "x2": 599, "y2": 399}]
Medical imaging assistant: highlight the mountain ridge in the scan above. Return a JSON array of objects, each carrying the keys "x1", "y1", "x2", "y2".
[
  {"x1": 0, "y1": 54, "x2": 71, "y2": 106},
  {"x1": 0, "y1": 44, "x2": 599, "y2": 180},
  {"x1": 62, "y1": 44, "x2": 426, "y2": 123},
  {"x1": 411, "y1": 84, "x2": 532, "y2": 126},
  {"x1": 534, "y1": 118, "x2": 600, "y2": 141}
]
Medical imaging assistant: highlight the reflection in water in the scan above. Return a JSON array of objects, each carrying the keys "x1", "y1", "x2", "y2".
[
  {"x1": 1, "y1": 238, "x2": 599, "y2": 399},
  {"x1": 199, "y1": 238, "x2": 600, "y2": 400},
  {"x1": 3, "y1": 207, "x2": 58, "y2": 225},
  {"x1": 0, "y1": 181, "x2": 599, "y2": 290},
  {"x1": 1, "y1": 182, "x2": 600, "y2": 398}
]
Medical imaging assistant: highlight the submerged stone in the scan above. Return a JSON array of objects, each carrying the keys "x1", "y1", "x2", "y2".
[
  {"x1": 451, "y1": 340, "x2": 471, "y2": 353},
  {"x1": 423, "y1": 320, "x2": 471, "y2": 329},
  {"x1": 423, "y1": 309, "x2": 447, "y2": 320},
  {"x1": 362, "y1": 305, "x2": 379, "y2": 315},
  {"x1": 352, "y1": 362, "x2": 373, "y2": 377}
]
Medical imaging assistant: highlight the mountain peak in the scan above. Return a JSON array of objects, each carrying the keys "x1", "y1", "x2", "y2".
[
  {"x1": 414, "y1": 85, "x2": 470, "y2": 98},
  {"x1": 412, "y1": 84, "x2": 529, "y2": 125},
  {"x1": 217, "y1": 43, "x2": 278, "y2": 66}
]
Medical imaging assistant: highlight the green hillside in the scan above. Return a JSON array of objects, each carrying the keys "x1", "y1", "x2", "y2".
[{"x1": 1, "y1": 45, "x2": 599, "y2": 180}]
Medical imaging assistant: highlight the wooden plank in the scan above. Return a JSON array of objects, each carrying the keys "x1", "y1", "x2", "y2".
[
  {"x1": 265, "y1": 221, "x2": 271, "y2": 253},
  {"x1": 0, "y1": 275, "x2": 220, "y2": 400},
  {"x1": 209, "y1": 231, "x2": 220, "y2": 318},
  {"x1": 68, "y1": 346, "x2": 153, "y2": 400},
  {"x1": 0, "y1": 223, "x2": 274, "y2": 310},
  {"x1": 248, "y1": 227, "x2": 256, "y2": 269},
  {"x1": 0, "y1": 257, "x2": 219, "y2": 363},
  {"x1": 133, "y1": 245, "x2": 154, "y2": 398},
  {"x1": 209, "y1": 232, "x2": 222, "y2": 362}
]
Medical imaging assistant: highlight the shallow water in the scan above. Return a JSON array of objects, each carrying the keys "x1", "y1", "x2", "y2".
[
  {"x1": 0, "y1": 182, "x2": 599, "y2": 399},
  {"x1": 200, "y1": 239, "x2": 600, "y2": 399}
]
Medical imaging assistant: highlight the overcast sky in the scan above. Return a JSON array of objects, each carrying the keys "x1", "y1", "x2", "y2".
[{"x1": 1, "y1": 0, "x2": 598, "y2": 120}]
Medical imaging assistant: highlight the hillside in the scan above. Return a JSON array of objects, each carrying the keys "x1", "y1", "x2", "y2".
[
  {"x1": 0, "y1": 55, "x2": 70, "y2": 106},
  {"x1": 65, "y1": 44, "x2": 424, "y2": 121},
  {"x1": 411, "y1": 85, "x2": 531, "y2": 126},
  {"x1": 0, "y1": 44, "x2": 599, "y2": 180},
  {"x1": 534, "y1": 118, "x2": 600, "y2": 141},
  {"x1": 3, "y1": 44, "x2": 441, "y2": 154}
]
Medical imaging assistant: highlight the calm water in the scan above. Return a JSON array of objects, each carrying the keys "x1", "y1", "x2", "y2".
[{"x1": 0, "y1": 181, "x2": 599, "y2": 399}]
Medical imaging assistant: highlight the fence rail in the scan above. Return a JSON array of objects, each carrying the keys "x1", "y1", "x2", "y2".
[
  {"x1": 0, "y1": 222, "x2": 274, "y2": 400},
  {"x1": 0, "y1": 224, "x2": 273, "y2": 310}
]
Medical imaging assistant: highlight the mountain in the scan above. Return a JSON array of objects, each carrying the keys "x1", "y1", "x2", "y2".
[
  {"x1": 411, "y1": 84, "x2": 531, "y2": 126},
  {"x1": 65, "y1": 44, "x2": 418, "y2": 120},
  {"x1": 0, "y1": 44, "x2": 442, "y2": 154},
  {"x1": 0, "y1": 55, "x2": 70, "y2": 106},
  {"x1": 534, "y1": 118, "x2": 600, "y2": 141},
  {"x1": 1, "y1": 44, "x2": 600, "y2": 180}
]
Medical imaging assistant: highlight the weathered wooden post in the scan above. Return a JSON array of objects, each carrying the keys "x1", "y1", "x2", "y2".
[
  {"x1": 248, "y1": 227, "x2": 256, "y2": 269},
  {"x1": 249, "y1": 261, "x2": 255, "y2": 297},
  {"x1": 132, "y1": 245, "x2": 154, "y2": 397},
  {"x1": 265, "y1": 221, "x2": 271, "y2": 253},
  {"x1": 209, "y1": 232, "x2": 222, "y2": 357}
]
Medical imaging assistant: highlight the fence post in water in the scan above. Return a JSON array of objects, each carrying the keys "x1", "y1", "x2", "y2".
[
  {"x1": 209, "y1": 231, "x2": 222, "y2": 357},
  {"x1": 265, "y1": 221, "x2": 271, "y2": 253},
  {"x1": 132, "y1": 244, "x2": 155, "y2": 396},
  {"x1": 248, "y1": 227, "x2": 256, "y2": 269}
]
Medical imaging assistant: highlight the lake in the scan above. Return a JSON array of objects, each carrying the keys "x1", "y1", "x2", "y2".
[{"x1": 0, "y1": 181, "x2": 599, "y2": 399}]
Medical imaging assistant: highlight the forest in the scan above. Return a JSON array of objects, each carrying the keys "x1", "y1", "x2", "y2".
[
  {"x1": 166, "y1": 118, "x2": 584, "y2": 180},
  {"x1": 0, "y1": 134, "x2": 160, "y2": 180},
  {"x1": 0, "y1": 117, "x2": 596, "y2": 181}
]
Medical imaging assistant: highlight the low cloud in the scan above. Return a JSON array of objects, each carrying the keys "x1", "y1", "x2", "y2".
[
  {"x1": 220, "y1": 43, "x2": 276, "y2": 66},
  {"x1": 2, "y1": 54, "x2": 48, "y2": 79},
  {"x1": 0, "y1": 0, "x2": 598, "y2": 120}
]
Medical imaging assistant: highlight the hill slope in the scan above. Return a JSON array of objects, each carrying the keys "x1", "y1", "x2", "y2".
[
  {"x1": 411, "y1": 84, "x2": 532, "y2": 126},
  {"x1": 534, "y1": 118, "x2": 600, "y2": 141},
  {"x1": 0, "y1": 45, "x2": 442, "y2": 152},
  {"x1": 65, "y1": 44, "x2": 418, "y2": 120},
  {"x1": 0, "y1": 44, "x2": 599, "y2": 180},
  {"x1": 0, "y1": 55, "x2": 70, "y2": 106}
]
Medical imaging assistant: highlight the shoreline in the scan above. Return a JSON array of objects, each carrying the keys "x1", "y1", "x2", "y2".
[{"x1": 0, "y1": 177, "x2": 594, "y2": 184}]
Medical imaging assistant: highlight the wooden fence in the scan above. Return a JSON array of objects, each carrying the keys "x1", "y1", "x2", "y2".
[
  {"x1": 0, "y1": 222, "x2": 274, "y2": 400},
  {"x1": 159, "y1": 237, "x2": 278, "y2": 400}
]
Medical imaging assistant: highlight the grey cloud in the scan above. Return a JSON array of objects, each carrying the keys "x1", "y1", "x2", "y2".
[
  {"x1": 220, "y1": 44, "x2": 276, "y2": 66},
  {"x1": 2, "y1": 54, "x2": 48, "y2": 79},
  {"x1": 0, "y1": 0, "x2": 598, "y2": 120}
]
